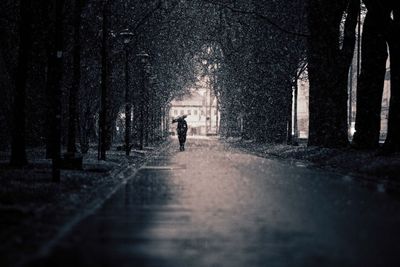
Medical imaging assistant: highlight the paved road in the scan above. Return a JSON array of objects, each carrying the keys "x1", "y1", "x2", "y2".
[{"x1": 29, "y1": 139, "x2": 400, "y2": 267}]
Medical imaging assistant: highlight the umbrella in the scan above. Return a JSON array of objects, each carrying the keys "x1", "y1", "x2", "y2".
[{"x1": 172, "y1": 114, "x2": 188, "y2": 123}]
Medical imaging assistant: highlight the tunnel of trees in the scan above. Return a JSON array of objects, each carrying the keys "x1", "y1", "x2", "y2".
[{"x1": 0, "y1": 0, "x2": 399, "y2": 177}]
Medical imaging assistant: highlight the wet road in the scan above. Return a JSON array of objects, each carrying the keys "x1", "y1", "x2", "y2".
[{"x1": 29, "y1": 139, "x2": 400, "y2": 267}]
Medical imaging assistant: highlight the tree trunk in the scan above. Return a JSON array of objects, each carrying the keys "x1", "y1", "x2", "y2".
[
  {"x1": 308, "y1": 0, "x2": 359, "y2": 148},
  {"x1": 67, "y1": 0, "x2": 83, "y2": 155},
  {"x1": 50, "y1": 0, "x2": 65, "y2": 182},
  {"x1": 293, "y1": 78, "x2": 299, "y2": 144},
  {"x1": 139, "y1": 75, "x2": 145, "y2": 150},
  {"x1": 124, "y1": 49, "x2": 131, "y2": 155},
  {"x1": 145, "y1": 85, "x2": 149, "y2": 147},
  {"x1": 384, "y1": 4, "x2": 400, "y2": 152},
  {"x1": 99, "y1": 1, "x2": 110, "y2": 160},
  {"x1": 287, "y1": 82, "x2": 294, "y2": 145},
  {"x1": 42, "y1": 0, "x2": 56, "y2": 159},
  {"x1": 79, "y1": 106, "x2": 90, "y2": 154},
  {"x1": 353, "y1": 8, "x2": 388, "y2": 149},
  {"x1": 10, "y1": 0, "x2": 33, "y2": 167}
]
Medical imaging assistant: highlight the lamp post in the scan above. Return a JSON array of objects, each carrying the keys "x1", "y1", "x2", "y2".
[
  {"x1": 119, "y1": 29, "x2": 134, "y2": 156},
  {"x1": 136, "y1": 51, "x2": 149, "y2": 150}
]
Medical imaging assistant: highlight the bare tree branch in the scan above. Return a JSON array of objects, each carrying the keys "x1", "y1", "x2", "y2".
[
  {"x1": 202, "y1": 0, "x2": 309, "y2": 37},
  {"x1": 133, "y1": 0, "x2": 163, "y2": 33}
]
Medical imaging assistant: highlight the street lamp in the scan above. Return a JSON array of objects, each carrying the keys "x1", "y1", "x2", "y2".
[
  {"x1": 136, "y1": 50, "x2": 149, "y2": 63},
  {"x1": 119, "y1": 29, "x2": 134, "y2": 156},
  {"x1": 136, "y1": 51, "x2": 149, "y2": 150}
]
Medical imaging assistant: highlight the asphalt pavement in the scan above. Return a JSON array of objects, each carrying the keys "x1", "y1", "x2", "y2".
[{"x1": 27, "y1": 138, "x2": 400, "y2": 267}]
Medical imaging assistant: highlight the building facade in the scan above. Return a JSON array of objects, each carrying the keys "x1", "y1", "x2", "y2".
[{"x1": 169, "y1": 89, "x2": 219, "y2": 136}]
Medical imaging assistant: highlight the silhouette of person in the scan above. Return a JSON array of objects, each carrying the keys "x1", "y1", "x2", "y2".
[{"x1": 177, "y1": 118, "x2": 188, "y2": 151}]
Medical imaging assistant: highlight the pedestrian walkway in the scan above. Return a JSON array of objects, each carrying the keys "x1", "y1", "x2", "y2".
[{"x1": 28, "y1": 139, "x2": 400, "y2": 267}]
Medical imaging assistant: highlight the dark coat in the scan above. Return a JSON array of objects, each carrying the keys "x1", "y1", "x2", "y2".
[
  {"x1": 177, "y1": 120, "x2": 188, "y2": 146},
  {"x1": 177, "y1": 120, "x2": 188, "y2": 137}
]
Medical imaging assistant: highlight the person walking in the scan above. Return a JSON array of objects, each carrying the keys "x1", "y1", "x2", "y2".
[{"x1": 174, "y1": 116, "x2": 188, "y2": 151}]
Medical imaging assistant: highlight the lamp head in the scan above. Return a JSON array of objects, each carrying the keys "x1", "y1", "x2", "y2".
[
  {"x1": 119, "y1": 28, "x2": 134, "y2": 44},
  {"x1": 136, "y1": 51, "x2": 149, "y2": 64}
]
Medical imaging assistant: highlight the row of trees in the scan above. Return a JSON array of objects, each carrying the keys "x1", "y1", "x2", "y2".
[
  {"x1": 307, "y1": 0, "x2": 399, "y2": 152},
  {"x1": 0, "y1": 0, "x2": 399, "y2": 175},
  {"x1": 195, "y1": 0, "x2": 307, "y2": 143},
  {"x1": 0, "y1": 0, "x2": 200, "y2": 175},
  {"x1": 197, "y1": 0, "x2": 399, "y2": 152}
]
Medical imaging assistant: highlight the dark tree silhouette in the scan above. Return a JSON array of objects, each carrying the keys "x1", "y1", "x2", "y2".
[
  {"x1": 67, "y1": 0, "x2": 85, "y2": 155},
  {"x1": 50, "y1": 0, "x2": 65, "y2": 181},
  {"x1": 353, "y1": 0, "x2": 399, "y2": 153},
  {"x1": 98, "y1": 0, "x2": 111, "y2": 160},
  {"x1": 10, "y1": 0, "x2": 33, "y2": 167},
  {"x1": 352, "y1": 0, "x2": 390, "y2": 149},
  {"x1": 307, "y1": 0, "x2": 360, "y2": 148},
  {"x1": 384, "y1": 1, "x2": 400, "y2": 152}
]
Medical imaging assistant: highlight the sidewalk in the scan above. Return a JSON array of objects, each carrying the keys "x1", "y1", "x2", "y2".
[
  {"x1": 224, "y1": 138, "x2": 400, "y2": 193},
  {"x1": 0, "y1": 140, "x2": 171, "y2": 267}
]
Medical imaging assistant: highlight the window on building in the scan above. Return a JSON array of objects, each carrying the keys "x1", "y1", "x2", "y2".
[
  {"x1": 180, "y1": 110, "x2": 184, "y2": 115},
  {"x1": 174, "y1": 110, "x2": 178, "y2": 115},
  {"x1": 194, "y1": 110, "x2": 198, "y2": 116},
  {"x1": 201, "y1": 110, "x2": 205, "y2": 116},
  {"x1": 214, "y1": 109, "x2": 217, "y2": 115},
  {"x1": 188, "y1": 110, "x2": 191, "y2": 115}
]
